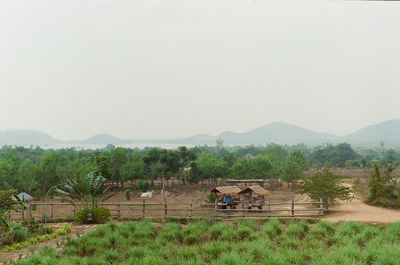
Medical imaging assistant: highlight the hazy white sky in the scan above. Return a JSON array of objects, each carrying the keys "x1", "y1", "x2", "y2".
[{"x1": 0, "y1": 0, "x2": 399, "y2": 140}]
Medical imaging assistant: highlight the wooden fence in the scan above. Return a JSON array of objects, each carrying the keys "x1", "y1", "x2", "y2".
[{"x1": 6, "y1": 199, "x2": 325, "y2": 222}]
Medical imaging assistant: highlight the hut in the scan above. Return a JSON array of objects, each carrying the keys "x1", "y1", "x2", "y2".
[
  {"x1": 210, "y1": 186, "x2": 241, "y2": 209},
  {"x1": 237, "y1": 185, "x2": 270, "y2": 210},
  {"x1": 225, "y1": 179, "x2": 266, "y2": 188}
]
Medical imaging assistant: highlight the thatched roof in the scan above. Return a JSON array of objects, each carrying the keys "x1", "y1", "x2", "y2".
[
  {"x1": 210, "y1": 186, "x2": 241, "y2": 195},
  {"x1": 237, "y1": 185, "x2": 269, "y2": 196},
  {"x1": 226, "y1": 179, "x2": 265, "y2": 184}
]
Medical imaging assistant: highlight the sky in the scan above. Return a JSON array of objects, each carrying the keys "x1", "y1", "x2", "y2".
[{"x1": 0, "y1": 0, "x2": 399, "y2": 140}]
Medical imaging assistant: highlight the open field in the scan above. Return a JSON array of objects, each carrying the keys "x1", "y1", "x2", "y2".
[{"x1": 9, "y1": 219, "x2": 400, "y2": 265}]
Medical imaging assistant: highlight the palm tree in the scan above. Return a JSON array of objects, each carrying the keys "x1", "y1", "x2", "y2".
[{"x1": 56, "y1": 172, "x2": 109, "y2": 209}]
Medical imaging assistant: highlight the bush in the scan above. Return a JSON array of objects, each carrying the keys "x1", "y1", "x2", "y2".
[
  {"x1": 75, "y1": 207, "x2": 111, "y2": 224},
  {"x1": 263, "y1": 220, "x2": 282, "y2": 237},
  {"x1": 207, "y1": 193, "x2": 215, "y2": 203},
  {"x1": 124, "y1": 189, "x2": 131, "y2": 201},
  {"x1": 137, "y1": 180, "x2": 150, "y2": 192}
]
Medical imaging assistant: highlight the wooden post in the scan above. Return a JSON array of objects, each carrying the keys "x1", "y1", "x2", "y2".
[
  {"x1": 242, "y1": 200, "x2": 245, "y2": 218},
  {"x1": 189, "y1": 200, "x2": 193, "y2": 217},
  {"x1": 164, "y1": 199, "x2": 167, "y2": 217},
  {"x1": 142, "y1": 200, "x2": 145, "y2": 218},
  {"x1": 117, "y1": 198, "x2": 121, "y2": 219},
  {"x1": 8, "y1": 210, "x2": 11, "y2": 221},
  {"x1": 267, "y1": 198, "x2": 270, "y2": 217},
  {"x1": 50, "y1": 201, "x2": 54, "y2": 219},
  {"x1": 320, "y1": 198, "x2": 324, "y2": 216},
  {"x1": 73, "y1": 205, "x2": 76, "y2": 217},
  {"x1": 28, "y1": 203, "x2": 32, "y2": 220},
  {"x1": 214, "y1": 199, "x2": 218, "y2": 217},
  {"x1": 291, "y1": 198, "x2": 295, "y2": 217}
]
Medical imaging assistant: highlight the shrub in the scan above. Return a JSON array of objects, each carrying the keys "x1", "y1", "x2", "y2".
[
  {"x1": 137, "y1": 180, "x2": 150, "y2": 192},
  {"x1": 283, "y1": 222, "x2": 309, "y2": 239},
  {"x1": 309, "y1": 221, "x2": 335, "y2": 239},
  {"x1": 160, "y1": 222, "x2": 182, "y2": 241},
  {"x1": 75, "y1": 207, "x2": 111, "y2": 224},
  {"x1": 207, "y1": 193, "x2": 215, "y2": 203},
  {"x1": 124, "y1": 189, "x2": 131, "y2": 201},
  {"x1": 263, "y1": 220, "x2": 282, "y2": 237}
]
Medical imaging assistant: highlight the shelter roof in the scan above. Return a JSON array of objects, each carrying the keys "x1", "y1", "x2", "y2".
[
  {"x1": 237, "y1": 185, "x2": 270, "y2": 196},
  {"x1": 210, "y1": 186, "x2": 241, "y2": 195}
]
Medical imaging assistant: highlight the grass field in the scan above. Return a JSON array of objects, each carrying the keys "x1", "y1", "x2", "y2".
[{"x1": 12, "y1": 219, "x2": 400, "y2": 265}]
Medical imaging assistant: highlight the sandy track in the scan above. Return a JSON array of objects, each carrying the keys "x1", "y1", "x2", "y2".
[{"x1": 323, "y1": 198, "x2": 400, "y2": 224}]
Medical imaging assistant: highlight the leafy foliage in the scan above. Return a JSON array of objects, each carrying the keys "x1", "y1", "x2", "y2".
[
  {"x1": 56, "y1": 172, "x2": 109, "y2": 209},
  {"x1": 297, "y1": 168, "x2": 353, "y2": 209},
  {"x1": 75, "y1": 207, "x2": 111, "y2": 224},
  {"x1": 367, "y1": 165, "x2": 399, "y2": 208}
]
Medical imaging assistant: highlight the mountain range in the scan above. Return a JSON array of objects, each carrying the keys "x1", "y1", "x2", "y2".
[{"x1": 1, "y1": 119, "x2": 399, "y2": 148}]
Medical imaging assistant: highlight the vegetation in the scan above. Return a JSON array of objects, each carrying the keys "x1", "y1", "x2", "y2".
[
  {"x1": 2, "y1": 223, "x2": 71, "y2": 252},
  {"x1": 297, "y1": 168, "x2": 353, "y2": 209},
  {"x1": 0, "y1": 143, "x2": 398, "y2": 196},
  {"x1": 367, "y1": 165, "x2": 399, "y2": 208},
  {"x1": 75, "y1": 207, "x2": 111, "y2": 224},
  {"x1": 12, "y1": 220, "x2": 400, "y2": 265}
]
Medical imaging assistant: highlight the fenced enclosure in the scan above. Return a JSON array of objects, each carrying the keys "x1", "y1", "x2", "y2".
[{"x1": 6, "y1": 198, "x2": 325, "y2": 222}]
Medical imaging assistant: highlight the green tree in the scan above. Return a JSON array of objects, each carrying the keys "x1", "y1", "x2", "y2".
[
  {"x1": 282, "y1": 150, "x2": 307, "y2": 185},
  {"x1": 56, "y1": 172, "x2": 109, "y2": 209},
  {"x1": 367, "y1": 164, "x2": 398, "y2": 207},
  {"x1": 297, "y1": 168, "x2": 353, "y2": 209}
]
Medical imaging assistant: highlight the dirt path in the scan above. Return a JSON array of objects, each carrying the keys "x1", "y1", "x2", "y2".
[
  {"x1": 322, "y1": 197, "x2": 400, "y2": 224},
  {"x1": 1, "y1": 223, "x2": 99, "y2": 263}
]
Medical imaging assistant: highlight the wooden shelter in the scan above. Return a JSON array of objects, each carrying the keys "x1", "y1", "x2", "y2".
[
  {"x1": 226, "y1": 179, "x2": 266, "y2": 188},
  {"x1": 237, "y1": 185, "x2": 270, "y2": 209},
  {"x1": 210, "y1": 186, "x2": 241, "y2": 209}
]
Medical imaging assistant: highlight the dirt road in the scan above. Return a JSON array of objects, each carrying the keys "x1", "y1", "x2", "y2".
[{"x1": 323, "y1": 198, "x2": 400, "y2": 224}]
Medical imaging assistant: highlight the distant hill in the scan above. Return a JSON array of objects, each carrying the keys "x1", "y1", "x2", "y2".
[
  {"x1": 1, "y1": 119, "x2": 400, "y2": 148},
  {"x1": 215, "y1": 122, "x2": 336, "y2": 145},
  {"x1": 77, "y1": 134, "x2": 131, "y2": 145},
  {"x1": 343, "y1": 119, "x2": 400, "y2": 146},
  {"x1": 0, "y1": 130, "x2": 59, "y2": 146}
]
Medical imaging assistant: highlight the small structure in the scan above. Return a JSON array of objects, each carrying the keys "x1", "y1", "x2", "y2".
[
  {"x1": 210, "y1": 186, "x2": 241, "y2": 209},
  {"x1": 16, "y1": 192, "x2": 34, "y2": 201},
  {"x1": 237, "y1": 185, "x2": 270, "y2": 210},
  {"x1": 226, "y1": 179, "x2": 266, "y2": 188}
]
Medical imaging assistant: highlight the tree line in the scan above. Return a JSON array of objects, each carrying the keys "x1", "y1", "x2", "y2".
[{"x1": 0, "y1": 142, "x2": 399, "y2": 196}]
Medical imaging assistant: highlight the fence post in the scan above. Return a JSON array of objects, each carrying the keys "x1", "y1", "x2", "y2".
[
  {"x1": 189, "y1": 200, "x2": 192, "y2": 218},
  {"x1": 28, "y1": 203, "x2": 32, "y2": 220},
  {"x1": 73, "y1": 205, "x2": 76, "y2": 218},
  {"x1": 319, "y1": 198, "x2": 324, "y2": 216},
  {"x1": 291, "y1": 198, "x2": 295, "y2": 217},
  {"x1": 8, "y1": 210, "x2": 11, "y2": 221},
  {"x1": 50, "y1": 201, "x2": 54, "y2": 219},
  {"x1": 142, "y1": 200, "x2": 146, "y2": 218},
  {"x1": 117, "y1": 198, "x2": 121, "y2": 219},
  {"x1": 164, "y1": 199, "x2": 167, "y2": 217},
  {"x1": 267, "y1": 198, "x2": 270, "y2": 217},
  {"x1": 214, "y1": 200, "x2": 218, "y2": 217},
  {"x1": 242, "y1": 200, "x2": 245, "y2": 218}
]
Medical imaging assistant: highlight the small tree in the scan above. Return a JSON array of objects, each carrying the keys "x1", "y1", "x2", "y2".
[
  {"x1": 297, "y1": 168, "x2": 353, "y2": 209},
  {"x1": 56, "y1": 172, "x2": 109, "y2": 209},
  {"x1": 367, "y1": 164, "x2": 398, "y2": 208}
]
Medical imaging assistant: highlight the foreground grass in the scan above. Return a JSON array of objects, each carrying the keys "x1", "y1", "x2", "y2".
[{"x1": 12, "y1": 219, "x2": 400, "y2": 265}]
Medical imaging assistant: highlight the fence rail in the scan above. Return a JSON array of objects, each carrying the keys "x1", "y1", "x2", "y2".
[{"x1": 6, "y1": 198, "x2": 325, "y2": 222}]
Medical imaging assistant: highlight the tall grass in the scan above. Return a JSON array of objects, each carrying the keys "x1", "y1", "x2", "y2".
[{"x1": 12, "y1": 220, "x2": 400, "y2": 265}]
